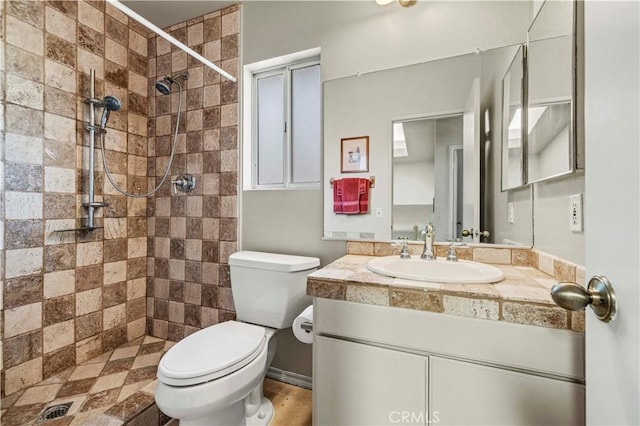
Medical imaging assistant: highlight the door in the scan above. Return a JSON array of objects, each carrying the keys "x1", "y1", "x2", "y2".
[
  {"x1": 463, "y1": 78, "x2": 481, "y2": 242},
  {"x1": 584, "y1": 2, "x2": 639, "y2": 424}
]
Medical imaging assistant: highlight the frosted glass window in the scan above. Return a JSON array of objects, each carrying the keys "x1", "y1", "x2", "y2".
[
  {"x1": 291, "y1": 64, "x2": 321, "y2": 183},
  {"x1": 256, "y1": 74, "x2": 285, "y2": 185},
  {"x1": 250, "y1": 57, "x2": 320, "y2": 189}
]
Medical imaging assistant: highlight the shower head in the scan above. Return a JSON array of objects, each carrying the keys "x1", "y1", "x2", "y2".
[
  {"x1": 155, "y1": 72, "x2": 190, "y2": 95},
  {"x1": 99, "y1": 95, "x2": 121, "y2": 131},
  {"x1": 155, "y1": 79, "x2": 172, "y2": 95}
]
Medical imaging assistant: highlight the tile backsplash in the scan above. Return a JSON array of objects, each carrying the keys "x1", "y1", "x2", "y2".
[{"x1": 346, "y1": 241, "x2": 584, "y2": 285}]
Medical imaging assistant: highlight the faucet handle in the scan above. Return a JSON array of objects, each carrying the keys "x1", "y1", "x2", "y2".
[{"x1": 392, "y1": 240, "x2": 411, "y2": 259}]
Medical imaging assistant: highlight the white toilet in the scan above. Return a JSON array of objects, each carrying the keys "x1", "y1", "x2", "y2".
[{"x1": 154, "y1": 251, "x2": 319, "y2": 426}]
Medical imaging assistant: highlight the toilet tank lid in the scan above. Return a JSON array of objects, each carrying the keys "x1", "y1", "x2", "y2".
[{"x1": 229, "y1": 251, "x2": 320, "y2": 272}]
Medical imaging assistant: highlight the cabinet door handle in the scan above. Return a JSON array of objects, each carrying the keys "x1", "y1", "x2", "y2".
[{"x1": 550, "y1": 275, "x2": 617, "y2": 322}]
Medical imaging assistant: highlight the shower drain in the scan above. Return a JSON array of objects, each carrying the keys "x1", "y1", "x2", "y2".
[{"x1": 40, "y1": 402, "x2": 73, "y2": 421}]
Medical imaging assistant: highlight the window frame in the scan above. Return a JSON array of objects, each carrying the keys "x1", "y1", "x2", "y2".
[{"x1": 250, "y1": 57, "x2": 322, "y2": 190}]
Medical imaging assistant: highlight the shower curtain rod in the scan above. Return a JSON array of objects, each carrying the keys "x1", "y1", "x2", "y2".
[{"x1": 106, "y1": 0, "x2": 237, "y2": 83}]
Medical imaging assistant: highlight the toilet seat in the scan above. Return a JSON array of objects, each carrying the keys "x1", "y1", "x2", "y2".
[{"x1": 158, "y1": 321, "x2": 266, "y2": 386}]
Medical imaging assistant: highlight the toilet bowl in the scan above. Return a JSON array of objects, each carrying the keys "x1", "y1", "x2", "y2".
[
  {"x1": 155, "y1": 321, "x2": 276, "y2": 426},
  {"x1": 154, "y1": 251, "x2": 319, "y2": 426}
]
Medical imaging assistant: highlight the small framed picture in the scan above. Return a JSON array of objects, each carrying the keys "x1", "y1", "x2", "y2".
[{"x1": 340, "y1": 136, "x2": 369, "y2": 173}]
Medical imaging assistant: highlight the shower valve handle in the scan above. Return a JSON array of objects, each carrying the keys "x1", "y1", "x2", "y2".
[{"x1": 172, "y1": 174, "x2": 196, "y2": 195}]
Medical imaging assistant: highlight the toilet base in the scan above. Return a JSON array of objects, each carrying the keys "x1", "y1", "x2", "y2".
[
  {"x1": 246, "y1": 397, "x2": 274, "y2": 426},
  {"x1": 178, "y1": 400, "x2": 245, "y2": 426}
]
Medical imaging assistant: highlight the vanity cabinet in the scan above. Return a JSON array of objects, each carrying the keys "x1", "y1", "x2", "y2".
[{"x1": 313, "y1": 298, "x2": 585, "y2": 426}]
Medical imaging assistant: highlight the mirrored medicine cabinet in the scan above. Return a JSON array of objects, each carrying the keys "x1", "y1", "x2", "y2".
[{"x1": 501, "y1": 0, "x2": 579, "y2": 190}]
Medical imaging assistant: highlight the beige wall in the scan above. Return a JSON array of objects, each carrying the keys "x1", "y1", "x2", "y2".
[{"x1": 1, "y1": 0, "x2": 149, "y2": 396}]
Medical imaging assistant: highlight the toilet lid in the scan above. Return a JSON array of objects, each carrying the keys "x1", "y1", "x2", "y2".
[{"x1": 157, "y1": 321, "x2": 266, "y2": 386}]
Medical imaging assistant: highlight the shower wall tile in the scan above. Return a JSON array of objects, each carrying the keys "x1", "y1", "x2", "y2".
[
  {"x1": 7, "y1": 0, "x2": 44, "y2": 28},
  {"x1": 4, "y1": 357, "x2": 43, "y2": 396},
  {"x1": 45, "y1": 59, "x2": 77, "y2": 93},
  {"x1": 78, "y1": 0, "x2": 104, "y2": 32},
  {"x1": 43, "y1": 294, "x2": 75, "y2": 326},
  {"x1": 2, "y1": 0, "x2": 155, "y2": 395},
  {"x1": 45, "y1": 6, "x2": 77, "y2": 43},
  {"x1": 3, "y1": 331, "x2": 43, "y2": 369},
  {"x1": 147, "y1": 5, "x2": 239, "y2": 341},
  {"x1": 106, "y1": 15, "x2": 128, "y2": 45},
  {"x1": 44, "y1": 166, "x2": 76, "y2": 193},
  {"x1": 6, "y1": 73, "x2": 44, "y2": 109},
  {"x1": 5, "y1": 104, "x2": 44, "y2": 138},
  {"x1": 44, "y1": 269, "x2": 76, "y2": 299},
  {"x1": 4, "y1": 163, "x2": 43, "y2": 192},
  {"x1": 6, "y1": 15, "x2": 44, "y2": 56},
  {"x1": 6, "y1": 45, "x2": 44, "y2": 83},
  {"x1": 129, "y1": 30, "x2": 148, "y2": 57},
  {"x1": 4, "y1": 302, "x2": 43, "y2": 338},
  {"x1": 106, "y1": 38, "x2": 128, "y2": 67},
  {"x1": 43, "y1": 319, "x2": 75, "y2": 353},
  {"x1": 5, "y1": 248, "x2": 43, "y2": 278},
  {"x1": 44, "y1": 86, "x2": 77, "y2": 119},
  {"x1": 3, "y1": 0, "x2": 238, "y2": 395},
  {"x1": 45, "y1": 34, "x2": 77, "y2": 68},
  {"x1": 3, "y1": 275, "x2": 43, "y2": 309},
  {"x1": 5, "y1": 220, "x2": 44, "y2": 250}
]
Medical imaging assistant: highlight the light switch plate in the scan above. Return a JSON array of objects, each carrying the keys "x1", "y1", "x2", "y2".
[{"x1": 569, "y1": 194, "x2": 583, "y2": 232}]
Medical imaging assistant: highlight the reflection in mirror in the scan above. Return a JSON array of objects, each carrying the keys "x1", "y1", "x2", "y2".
[
  {"x1": 501, "y1": 46, "x2": 525, "y2": 190},
  {"x1": 526, "y1": 0, "x2": 575, "y2": 183},
  {"x1": 527, "y1": 102, "x2": 571, "y2": 181},
  {"x1": 392, "y1": 116, "x2": 463, "y2": 242},
  {"x1": 323, "y1": 46, "x2": 534, "y2": 247}
]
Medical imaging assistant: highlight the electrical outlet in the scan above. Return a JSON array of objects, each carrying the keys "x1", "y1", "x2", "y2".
[
  {"x1": 508, "y1": 202, "x2": 514, "y2": 224},
  {"x1": 569, "y1": 194, "x2": 583, "y2": 232},
  {"x1": 375, "y1": 208, "x2": 383, "y2": 218}
]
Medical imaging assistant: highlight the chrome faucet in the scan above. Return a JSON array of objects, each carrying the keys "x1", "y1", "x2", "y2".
[{"x1": 420, "y1": 223, "x2": 437, "y2": 260}]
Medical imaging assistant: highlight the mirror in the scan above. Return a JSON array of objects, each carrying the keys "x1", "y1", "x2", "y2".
[
  {"x1": 323, "y1": 47, "x2": 534, "y2": 246},
  {"x1": 392, "y1": 115, "x2": 466, "y2": 242},
  {"x1": 323, "y1": 52, "x2": 485, "y2": 242},
  {"x1": 501, "y1": 45, "x2": 526, "y2": 190},
  {"x1": 526, "y1": 0, "x2": 576, "y2": 183}
]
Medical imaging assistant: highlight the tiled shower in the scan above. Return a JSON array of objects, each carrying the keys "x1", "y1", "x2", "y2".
[{"x1": 0, "y1": 0, "x2": 239, "y2": 397}]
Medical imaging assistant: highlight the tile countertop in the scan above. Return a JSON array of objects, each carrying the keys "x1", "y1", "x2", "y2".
[{"x1": 306, "y1": 254, "x2": 585, "y2": 333}]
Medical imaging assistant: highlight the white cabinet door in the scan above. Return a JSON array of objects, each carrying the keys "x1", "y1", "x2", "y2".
[
  {"x1": 430, "y1": 356, "x2": 584, "y2": 426},
  {"x1": 314, "y1": 336, "x2": 428, "y2": 426}
]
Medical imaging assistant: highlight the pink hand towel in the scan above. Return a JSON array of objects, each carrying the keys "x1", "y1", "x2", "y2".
[
  {"x1": 358, "y1": 178, "x2": 370, "y2": 214},
  {"x1": 333, "y1": 179, "x2": 344, "y2": 213},
  {"x1": 340, "y1": 178, "x2": 362, "y2": 214}
]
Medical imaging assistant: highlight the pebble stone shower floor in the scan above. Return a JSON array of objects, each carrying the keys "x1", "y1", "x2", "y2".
[{"x1": 0, "y1": 335, "x2": 312, "y2": 425}]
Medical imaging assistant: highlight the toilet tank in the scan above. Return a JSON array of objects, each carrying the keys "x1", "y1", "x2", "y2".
[{"x1": 229, "y1": 251, "x2": 320, "y2": 329}]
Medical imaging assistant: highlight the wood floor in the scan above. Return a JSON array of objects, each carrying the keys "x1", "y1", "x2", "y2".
[{"x1": 263, "y1": 378, "x2": 313, "y2": 426}]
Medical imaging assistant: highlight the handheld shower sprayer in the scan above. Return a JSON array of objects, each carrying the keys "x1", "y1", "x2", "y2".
[{"x1": 99, "y1": 95, "x2": 121, "y2": 131}]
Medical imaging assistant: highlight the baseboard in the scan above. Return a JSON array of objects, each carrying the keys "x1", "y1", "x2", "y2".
[{"x1": 266, "y1": 367, "x2": 312, "y2": 390}]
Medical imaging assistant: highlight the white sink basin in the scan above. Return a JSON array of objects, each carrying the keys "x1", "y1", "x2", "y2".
[{"x1": 367, "y1": 256, "x2": 504, "y2": 284}]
